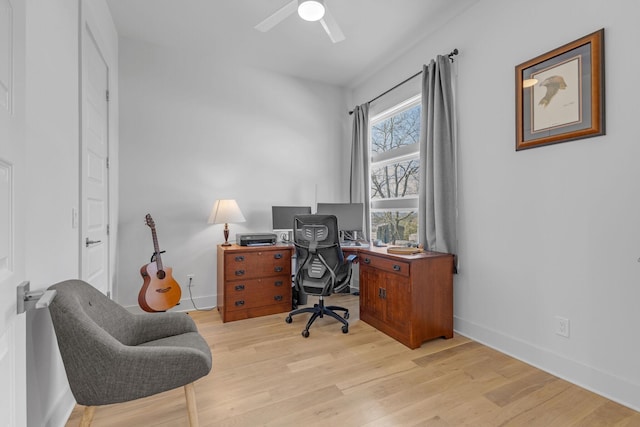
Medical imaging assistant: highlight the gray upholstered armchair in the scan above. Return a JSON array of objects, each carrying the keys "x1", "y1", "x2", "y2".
[{"x1": 47, "y1": 279, "x2": 212, "y2": 427}]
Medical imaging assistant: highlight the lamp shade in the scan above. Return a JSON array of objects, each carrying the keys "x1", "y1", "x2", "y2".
[
  {"x1": 208, "y1": 199, "x2": 246, "y2": 224},
  {"x1": 298, "y1": 0, "x2": 325, "y2": 22}
]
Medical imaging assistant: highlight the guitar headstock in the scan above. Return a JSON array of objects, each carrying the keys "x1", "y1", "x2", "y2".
[{"x1": 145, "y1": 214, "x2": 155, "y2": 229}]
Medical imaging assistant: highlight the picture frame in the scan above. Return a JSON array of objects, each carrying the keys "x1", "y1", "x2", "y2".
[{"x1": 515, "y1": 29, "x2": 605, "y2": 151}]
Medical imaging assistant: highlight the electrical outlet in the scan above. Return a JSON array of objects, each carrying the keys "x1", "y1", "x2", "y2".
[
  {"x1": 187, "y1": 274, "x2": 195, "y2": 286},
  {"x1": 555, "y1": 316, "x2": 570, "y2": 338}
]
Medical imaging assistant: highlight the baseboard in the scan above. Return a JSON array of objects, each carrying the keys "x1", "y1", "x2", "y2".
[
  {"x1": 124, "y1": 295, "x2": 217, "y2": 314},
  {"x1": 42, "y1": 385, "x2": 75, "y2": 427},
  {"x1": 454, "y1": 316, "x2": 640, "y2": 412},
  {"x1": 176, "y1": 294, "x2": 216, "y2": 313}
]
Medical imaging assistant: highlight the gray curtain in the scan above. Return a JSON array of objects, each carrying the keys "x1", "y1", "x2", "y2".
[
  {"x1": 349, "y1": 103, "x2": 370, "y2": 240},
  {"x1": 418, "y1": 56, "x2": 457, "y2": 259}
]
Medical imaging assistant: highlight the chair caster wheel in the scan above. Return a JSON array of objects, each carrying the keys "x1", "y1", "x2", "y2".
[
  {"x1": 285, "y1": 316, "x2": 292, "y2": 324},
  {"x1": 302, "y1": 330, "x2": 310, "y2": 338},
  {"x1": 342, "y1": 325, "x2": 349, "y2": 334},
  {"x1": 344, "y1": 311, "x2": 350, "y2": 319}
]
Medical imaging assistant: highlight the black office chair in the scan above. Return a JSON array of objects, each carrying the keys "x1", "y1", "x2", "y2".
[{"x1": 285, "y1": 214, "x2": 356, "y2": 337}]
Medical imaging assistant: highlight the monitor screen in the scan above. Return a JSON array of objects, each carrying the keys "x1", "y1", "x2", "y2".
[
  {"x1": 271, "y1": 206, "x2": 312, "y2": 230},
  {"x1": 316, "y1": 202, "x2": 364, "y2": 233}
]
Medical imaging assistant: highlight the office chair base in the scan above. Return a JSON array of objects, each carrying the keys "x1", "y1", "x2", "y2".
[{"x1": 285, "y1": 299, "x2": 349, "y2": 337}]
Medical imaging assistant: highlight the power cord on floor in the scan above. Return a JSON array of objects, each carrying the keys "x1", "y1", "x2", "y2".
[{"x1": 187, "y1": 277, "x2": 215, "y2": 312}]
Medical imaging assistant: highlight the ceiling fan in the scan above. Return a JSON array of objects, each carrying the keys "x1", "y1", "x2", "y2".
[{"x1": 255, "y1": 0, "x2": 345, "y2": 43}]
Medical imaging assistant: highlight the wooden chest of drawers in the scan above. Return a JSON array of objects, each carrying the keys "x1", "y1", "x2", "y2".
[
  {"x1": 216, "y1": 244, "x2": 293, "y2": 322},
  {"x1": 358, "y1": 247, "x2": 454, "y2": 349}
]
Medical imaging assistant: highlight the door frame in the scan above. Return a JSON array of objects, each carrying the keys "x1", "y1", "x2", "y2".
[{"x1": 0, "y1": 0, "x2": 27, "y2": 425}]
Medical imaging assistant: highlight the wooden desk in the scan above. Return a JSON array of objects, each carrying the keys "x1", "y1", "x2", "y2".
[
  {"x1": 216, "y1": 243, "x2": 454, "y2": 349},
  {"x1": 351, "y1": 246, "x2": 454, "y2": 349},
  {"x1": 217, "y1": 244, "x2": 294, "y2": 322}
]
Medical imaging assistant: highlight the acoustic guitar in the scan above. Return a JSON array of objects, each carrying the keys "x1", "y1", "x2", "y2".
[{"x1": 138, "y1": 214, "x2": 182, "y2": 312}]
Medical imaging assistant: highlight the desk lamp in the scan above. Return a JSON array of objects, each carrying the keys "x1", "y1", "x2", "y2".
[{"x1": 209, "y1": 199, "x2": 246, "y2": 246}]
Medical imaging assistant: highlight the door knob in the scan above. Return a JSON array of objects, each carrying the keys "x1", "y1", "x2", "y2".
[{"x1": 85, "y1": 238, "x2": 102, "y2": 247}]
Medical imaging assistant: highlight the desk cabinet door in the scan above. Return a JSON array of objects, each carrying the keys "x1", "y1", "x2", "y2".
[
  {"x1": 360, "y1": 264, "x2": 411, "y2": 333},
  {"x1": 383, "y1": 272, "x2": 411, "y2": 333},
  {"x1": 360, "y1": 264, "x2": 385, "y2": 319}
]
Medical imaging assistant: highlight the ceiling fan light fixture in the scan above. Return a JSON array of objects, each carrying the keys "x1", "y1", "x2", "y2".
[{"x1": 298, "y1": 0, "x2": 325, "y2": 22}]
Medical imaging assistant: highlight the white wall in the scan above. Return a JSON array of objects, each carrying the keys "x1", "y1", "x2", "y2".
[
  {"x1": 23, "y1": 1, "x2": 118, "y2": 426},
  {"x1": 351, "y1": 0, "x2": 640, "y2": 411},
  {"x1": 116, "y1": 38, "x2": 348, "y2": 310}
]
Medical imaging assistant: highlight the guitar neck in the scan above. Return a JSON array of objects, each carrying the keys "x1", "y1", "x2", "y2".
[{"x1": 151, "y1": 227, "x2": 164, "y2": 271}]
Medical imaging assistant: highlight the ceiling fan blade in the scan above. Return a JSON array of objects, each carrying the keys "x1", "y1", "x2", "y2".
[
  {"x1": 319, "y1": 8, "x2": 345, "y2": 43},
  {"x1": 255, "y1": 0, "x2": 297, "y2": 32}
]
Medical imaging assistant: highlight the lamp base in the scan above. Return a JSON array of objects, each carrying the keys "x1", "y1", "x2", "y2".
[{"x1": 222, "y1": 224, "x2": 232, "y2": 246}]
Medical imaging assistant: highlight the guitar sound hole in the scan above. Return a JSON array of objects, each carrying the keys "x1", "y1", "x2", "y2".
[{"x1": 156, "y1": 270, "x2": 166, "y2": 279}]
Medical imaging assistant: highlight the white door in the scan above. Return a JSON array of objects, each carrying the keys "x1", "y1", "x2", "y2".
[
  {"x1": 80, "y1": 21, "x2": 110, "y2": 295},
  {"x1": 0, "y1": 0, "x2": 27, "y2": 425}
]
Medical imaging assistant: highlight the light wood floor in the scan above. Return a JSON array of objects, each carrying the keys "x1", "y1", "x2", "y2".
[{"x1": 66, "y1": 294, "x2": 639, "y2": 426}]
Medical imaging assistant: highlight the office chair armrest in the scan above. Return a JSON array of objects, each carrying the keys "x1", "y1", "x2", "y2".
[{"x1": 345, "y1": 254, "x2": 357, "y2": 264}]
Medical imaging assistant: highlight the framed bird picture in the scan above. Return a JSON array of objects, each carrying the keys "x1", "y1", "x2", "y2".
[{"x1": 515, "y1": 29, "x2": 605, "y2": 151}]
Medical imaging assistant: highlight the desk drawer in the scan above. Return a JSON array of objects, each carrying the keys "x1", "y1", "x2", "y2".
[
  {"x1": 225, "y1": 277, "x2": 291, "y2": 311},
  {"x1": 225, "y1": 251, "x2": 291, "y2": 280},
  {"x1": 360, "y1": 254, "x2": 410, "y2": 277}
]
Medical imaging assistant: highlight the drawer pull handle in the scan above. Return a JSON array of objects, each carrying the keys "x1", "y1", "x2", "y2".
[
  {"x1": 274, "y1": 281, "x2": 283, "y2": 287},
  {"x1": 235, "y1": 255, "x2": 245, "y2": 262},
  {"x1": 274, "y1": 253, "x2": 283, "y2": 259},
  {"x1": 364, "y1": 258, "x2": 371, "y2": 264},
  {"x1": 274, "y1": 295, "x2": 283, "y2": 301},
  {"x1": 235, "y1": 284, "x2": 245, "y2": 291},
  {"x1": 274, "y1": 266, "x2": 283, "y2": 272},
  {"x1": 393, "y1": 264, "x2": 401, "y2": 272},
  {"x1": 235, "y1": 270, "x2": 245, "y2": 276},
  {"x1": 235, "y1": 300, "x2": 245, "y2": 306}
]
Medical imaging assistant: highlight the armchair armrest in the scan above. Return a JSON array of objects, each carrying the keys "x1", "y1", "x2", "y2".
[{"x1": 132, "y1": 312, "x2": 198, "y2": 345}]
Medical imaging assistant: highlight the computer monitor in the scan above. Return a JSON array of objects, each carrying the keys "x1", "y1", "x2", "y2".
[
  {"x1": 316, "y1": 202, "x2": 364, "y2": 241},
  {"x1": 271, "y1": 206, "x2": 312, "y2": 230}
]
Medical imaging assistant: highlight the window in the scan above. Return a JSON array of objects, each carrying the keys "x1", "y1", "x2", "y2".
[{"x1": 369, "y1": 95, "x2": 421, "y2": 245}]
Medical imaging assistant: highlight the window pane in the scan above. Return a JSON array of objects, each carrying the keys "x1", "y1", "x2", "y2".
[
  {"x1": 371, "y1": 210, "x2": 418, "y2": 245},
  {"x1": 370, "y1": 158, "x2": 420, "y2": 201},
  {"x1": 371, "y1": 104, "x2": 421, "y2": 155},
  {"x1": 369, "y1": 98, "x2": 422, "y2": 246}
]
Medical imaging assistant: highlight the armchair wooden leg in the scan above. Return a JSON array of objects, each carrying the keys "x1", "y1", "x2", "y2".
[
  {"x1": 79, "y1": 406, "x2": 96, "y2": 427},
  {"x1": 184, "y1": 383, "x2": 199, "y2": 427}
]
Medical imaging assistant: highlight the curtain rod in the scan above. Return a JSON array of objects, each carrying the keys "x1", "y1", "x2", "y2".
[{"x1": 349, "y1": 49, "x2": 458, "y2": 115}]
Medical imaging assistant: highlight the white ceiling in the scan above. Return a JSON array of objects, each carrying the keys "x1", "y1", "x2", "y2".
[{"x1": 106, "y1": 0, "x2": 478, "y2": 87}]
